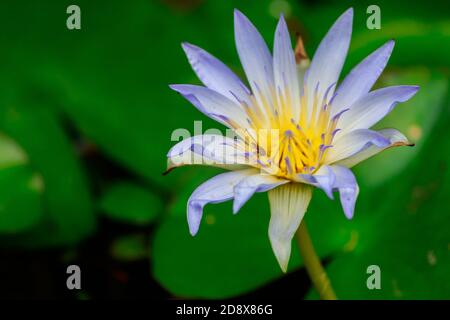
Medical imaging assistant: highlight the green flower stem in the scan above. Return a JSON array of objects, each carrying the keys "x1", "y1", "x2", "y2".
[{"x1": 295, "y1": 221, "x2": 337, "y2": 300}]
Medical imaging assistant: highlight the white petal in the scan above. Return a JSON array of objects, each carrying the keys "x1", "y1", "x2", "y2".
[
  {"x1": 268, "y1": 183, "x2": 312, "y2": 272},
  {"x1": 325, "y1": 129, "x2": 391, "y2": 164},
  {"x1": 338, "y1": 85, "x2": 419, "y2": 133},
  {"x1": 273, "y1": 15, "x2": 300, "y2": 121},
  {"x1": 336, "y1": 128, "x2": 412, "y2": 168},
  {"x1": 170, "y1": 84, "x2": 249, "y2": 129},
  {"x1": 233, "y1": 173, "x2": 289, "y2": 214},
  {"x1": 187, "y1": 169, "x2": 257, "y2": 235},
  {"x1": 234, "y1": 9, "x2": 275, "y2": 116},
  {"x1": 167, "y1": 134, "x2": 254, "y2": 171},
  {"x1": 181, "y1": 42, "x2": 252, "y2": 105},
  {"x1": 332, "y1": 40, "x2": 395, "y2": 115}
]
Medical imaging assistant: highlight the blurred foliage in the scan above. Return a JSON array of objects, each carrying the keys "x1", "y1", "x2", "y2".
[
  {"x1": 0, "y1": 0, "x2": 449, "y2": 299},
  {"x1": 111, "y1": 234, "x2": 148, "y2": 262},
  {"x1": 99, "y1": 182, "x2": 162, "y2": 225}
]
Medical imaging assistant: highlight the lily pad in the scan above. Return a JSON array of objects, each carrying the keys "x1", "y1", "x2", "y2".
[{"x1": 99, "y1": 182, "x2": 162, "y2": 226}]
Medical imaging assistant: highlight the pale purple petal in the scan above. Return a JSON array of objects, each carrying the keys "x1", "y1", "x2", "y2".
[
  {"x1": 187, "y1": 169, "x2": 257, "y2": 235},
  {"x1": 329, "y1": 165, "x2": 359, "y2": 219},
  {"x1": 339, "y1": 85, "x2": 419, "y2": 133},
  {"x1": 167, "y1": 134, "x2": 254, "y2": 170},
  {"x1": 273, "y1": 15, "x2": 300, "y2": 121},
  {"x1": 181, "y1": 42, "x2": 251, "y2": 105},
  {"x1": 233, "y1": 173, "x2": 289, "y2": 213},
  {"x1": 234, "y1": 9, "x2": 275, "y2": 115},
  {"x1": 336, "y1": 128, "x2": 411, "y2": 168},
  {"x1": 305, "y1": 8, "x2": 353, "y2": 114},
  {"x1": 325, "y1": 129, "x2": 391, "y2": 164},
  {"x1": 312, "y1": 165, "x2": 336, "y2": 199},
  {"x1": 298, "y1": 164, "x2": 359, "y2": 219},
  {"x1": 332, "y1": 40, "x2": 395, "y2": 115},
  {"x1": 169, "y1": 84, "x2": 249, "y2": 128}
]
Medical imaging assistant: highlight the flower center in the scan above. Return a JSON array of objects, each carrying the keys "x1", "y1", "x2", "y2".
[{"x1": 237, "y1": 83, "x2": 348, "y2": 180}]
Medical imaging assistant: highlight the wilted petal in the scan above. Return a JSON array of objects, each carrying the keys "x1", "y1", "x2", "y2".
[
  {"x1": 187, "y1": 169, "x2": 257, "y2": 235},
  {"x1": 181, "y1": 42, "x2": 251, "y2": 105},
  {"x1": 234, "y1": 9, "x2": 275, "y2": 115},
  {"x1": 233, "y1": 173, "x2": 288, "y2": 213},
  {"x1": 339, "y1": 85, "x2": 419, "y2": 133},
  {"x1": 268, "y1": 183, "x2": 313, "y2": 272},
  {"x1": 332, "y1": 40, "x2": 395, "y2": 115},
  {"x1": 336, "y1": 128, "x2": 412, "y2": 168},
  {"x1": 169, "y1": 84, "x2": 249, "y2": 129},
  {"x1": 167, "y1": 134, "x2": 253, "y2": 170},
  {"x1": 306, "y1": 8, "x2": 353, "y2": 113},
  {"x1": 326, "y1": 129, "x2": 391, "y2": 164},
  {"x1": 273, "y1": 15, "x2": 300, "y2": 121}
]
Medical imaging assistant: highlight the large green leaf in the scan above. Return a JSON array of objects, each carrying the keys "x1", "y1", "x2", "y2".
[{"x1": 99, "y1": 182, "x2": 162, "y2": 226}]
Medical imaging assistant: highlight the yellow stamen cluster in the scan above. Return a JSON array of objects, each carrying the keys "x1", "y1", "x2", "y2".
[{"x1": 231, "y1": 83, "x2": 344, "y2": 180}]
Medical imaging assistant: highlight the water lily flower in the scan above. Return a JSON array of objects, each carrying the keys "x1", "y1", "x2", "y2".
[{"x1": 167, "y1": 8, "x2": 418, "y2": 272}]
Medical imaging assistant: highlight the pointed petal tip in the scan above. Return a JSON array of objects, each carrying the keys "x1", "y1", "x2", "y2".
[
  {"x1": 345, "y1": 7, "x2": 354, "y2": 16},
  {"x1": 188, "y1": 225, "x2": 200, "y2": 237},
  {"x1": 181, "y1": 42, "x2": 194, "y2": 51},
  {"x1": 341, "y1": 201, "x2": 354, "y2": 219},
  {"x1": 181, "y1": 42, "x2": 202, "y2": 55},
  {"x1": 188, "y1": 210, "x2": 200, "y2": 235},
  {"x1": 381, "y1": 39, "x2": 395, "y2": 53},
  {"x1": 276, "y1": 13, "x2": 288, "y2": 32},
  {"x1": 189, "y1": 226, "x2": 198, "y2": 236},
  {"x1": 404, "y1": 85, "x2": 420, "y2": 99},
  {"x1": 232, "y1": 200, "x2": 241, "y2": 214},
  {"x1": 338, "y1": 7, "x2": 354, "y2": 27},
  {"x1": 187, "y1": 201, "x2": 203, "y2": 236},
  {"x1": 341, "y1": 186, "x2": 359, "y2": 220},
  {"x1": 234, "y1": 9, "x2": 254, "y2": 30},
  {"x1": 271, "y1": 239, "x2": 290, "y2": 273},
  {"x1": 234, "y1": 8, "x2": 245, "y2": 20},
  {"x1": 169, "y1": 84, "x2": 189, "y2": 95},
  {"x1": 275, "y1": 250, "x2": 290, "y2": 273},
  {"x1": 344, "y1": 209, "x2": 354, "y2": 220}
]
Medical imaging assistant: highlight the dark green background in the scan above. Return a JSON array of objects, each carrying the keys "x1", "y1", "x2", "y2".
[{"x1": 0, "y1": 0, "x2": 449, "y2": 299}]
